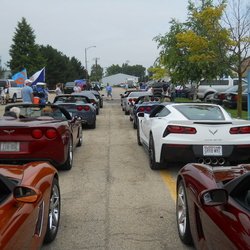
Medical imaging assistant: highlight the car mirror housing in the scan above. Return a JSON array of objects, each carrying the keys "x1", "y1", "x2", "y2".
[
  {"x1": 13, "y1": 186, "x2": 42, "y2": 203},
  {"x1": 200, "y1": 188, "x2": 228, "y2": 206}
]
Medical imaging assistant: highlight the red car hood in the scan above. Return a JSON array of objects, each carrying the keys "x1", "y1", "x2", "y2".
[{"x1": 212, "y1": 164, "x2": 250, "y2": 183}]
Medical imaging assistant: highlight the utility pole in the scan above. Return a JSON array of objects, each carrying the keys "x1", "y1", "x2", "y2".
[{"x1": 93, "y1": 58, "x2": 100, "y2": 82}]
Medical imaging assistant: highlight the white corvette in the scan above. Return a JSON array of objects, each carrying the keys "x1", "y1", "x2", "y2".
[{"x1": 137, "y1": 103, "x2": 250, "y2": 170}]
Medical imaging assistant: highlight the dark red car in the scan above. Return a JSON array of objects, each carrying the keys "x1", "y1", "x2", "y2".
[
  {"x1": 1, "y1": 103, "x2": 82, "y2": 170},
  {"x1": 176, "y1": 163, "x2": 250, "y2": 249}
]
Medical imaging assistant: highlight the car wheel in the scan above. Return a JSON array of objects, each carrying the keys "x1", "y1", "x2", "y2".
[
  {"x1": 90, "y1": 119, "x2": 96, "y2": 129},
  {"x1": 44, "y1": 178, "x2": 61, "y2": 243},
  {"x1": 12, "y1": 94, "x2": 17, "y2": 103},
  {"x1": 125, "y1": 110, "x2": 129, "y2": 115},
  {"x1": 148, "y1": 135, "x2": 164, "y2": 170},
  {"x1": 133, "y1": 119, "x2": 137, "y2": 129},
  {"x1": 76, "y1": 127, "x2": 82, "y2": 147},
  {"x1": 176, "y1": 180, "x2": 193, "y2": 245},
  {"x1": 130, "y1": 115, "x2": 133, "y2": 121},
  {"x1": 96, "y1": 108, "x2": 99, "y2": 115},
  {"x1": 137, "y1": 127, "x2": 142, "y2": 146},
  {"x1": 61, "y1": 138, "x2": 73, "y2": 170}
]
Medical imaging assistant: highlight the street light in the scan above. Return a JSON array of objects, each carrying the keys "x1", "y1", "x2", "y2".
[{"x1": 85, "y1": 46, "x2": 96, "y2": 80}]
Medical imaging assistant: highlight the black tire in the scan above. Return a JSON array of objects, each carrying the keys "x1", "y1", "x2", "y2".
[
  {"x1": 44, "y1": 178, "x2": 61, "y2": 243},
  {"x1": 148, "y1": 135, "x2": 164, "y2": 170},
  {"x1": 76, "y1": 127, "x2": 82, "y2": 147},
  {"x1": 96, "y1": 108, "x2": 99, "y2": 115},
  {"x1": 176, "y1": 180, "x2": 193, "y2": 245},
  {"x1": 12, "y1": 94, "x2": 17, "y2": 103},
  {"x1": 90, "y1": 119, "x2": 96, "y2": 129},
  {"x1": 137, "y1": 127, "x2": 142, "y2": 146},
  {"x1": 125, "y1": 110, "x2": 129, "y2": 115},
  {"x1": 133, "y1": 118, "x2": 137, "y2": 129},
  {"x1": 61, "y1": 138, "x2": 73, "y2": 170}
]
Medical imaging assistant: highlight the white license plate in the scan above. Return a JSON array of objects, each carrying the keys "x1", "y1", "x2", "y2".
[
  {"x1": 203, "y1": 146, "x2": 222, "y2": 156},
  {"x1": 0, "y1": 142, "x2": 20, "y2": 152}
]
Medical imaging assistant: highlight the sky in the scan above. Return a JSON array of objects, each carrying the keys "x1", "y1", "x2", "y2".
[{"x1": 1, "y1": 0, "x2": 188, "y2": 75}]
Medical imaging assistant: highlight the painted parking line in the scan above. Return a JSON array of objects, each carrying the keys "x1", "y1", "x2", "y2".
[{"x1": 160, "y1": 170, "x2": 176, "y2": 202}]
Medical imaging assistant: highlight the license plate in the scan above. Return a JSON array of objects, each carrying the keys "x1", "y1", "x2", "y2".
[
  {"x1": 203, "y1": 146, "x2": 222, "y2": 156},
  {"x1": 0, "y1": 142, "x2": 20, "y2": 152}
]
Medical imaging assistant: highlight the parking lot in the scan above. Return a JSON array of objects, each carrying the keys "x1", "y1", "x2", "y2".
[{"x1": 0, "y1": 88, "x2": 193, "y2": 250}]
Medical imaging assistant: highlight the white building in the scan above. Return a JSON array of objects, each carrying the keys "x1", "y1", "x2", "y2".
[{"x1": 100, "y1": 73, "x2": 139, "y2": 86}]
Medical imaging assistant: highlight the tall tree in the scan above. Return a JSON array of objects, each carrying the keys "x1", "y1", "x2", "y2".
[
  {"x1": 90, "y1": 64, "x2": 103, "y2": 82},
  {"x1": 219, "y1": 0, "x2": 250, "y2": 117},
  {"x1": 8, "y1": 17, "x2": 45, "y2": 76}
]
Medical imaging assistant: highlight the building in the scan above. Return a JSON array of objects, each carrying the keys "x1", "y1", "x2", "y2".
[{"x1": 100, "y1": 73, "x2": 139, "y2": 86}]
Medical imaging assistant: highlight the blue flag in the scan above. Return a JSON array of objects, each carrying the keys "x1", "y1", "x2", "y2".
[{"x1": 12, "y1": 69, "x2": 27, "y2": 86}]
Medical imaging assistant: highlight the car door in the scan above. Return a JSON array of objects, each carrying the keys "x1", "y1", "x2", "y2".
[
  {"x1": 0, "y1": 196, "x2": 43, "y2": 249},
  {"x1": 198, "y1": 199, "x2": 250, "y2": 249}
]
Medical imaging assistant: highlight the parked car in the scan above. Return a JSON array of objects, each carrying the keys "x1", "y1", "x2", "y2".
[
  {"x1": 187, "y1": 78, "x2": 247, "y2": 100},
  {"x1": 137, "y1": 103, "x2": 250, "y2": 170},
  {"x1": 88, "y1": 90, "x2": 104, "y2": 108},
  {"x1": 120, "y1": 89, "x2": 145, "y2": 108},
  {"x1": 72, "y1": 91, "x2": 100, "y2": 114},
  {"x1": 129, "y1": 95, "x2": 163, "y2": 129},
  {"x1": 205, "y1": 84, "x2": 248, "y2": 105},
  {"x1": 176, "y1": 162, "x2": 250, "y2": 249},
  {"x1": 0, "y1": 161, "x2": 60, "y2": 248},
  {"x1": 0, "y1": 79, "x2": 23, "y2": 103},
  {"x1": 223, "y1": 87, "x2": 248, "y2": 110},
  {"x1": 63, "y1": 82, "x2": 75, "y2": 94},
  {"x1": 2, "y1": 103, "x2": 82, "y2": 170},
  {"x1": 122, "y1": 91, "x2": 148, "y2": 115},
  {"x1": 53, "y1": 94, "x2": 96, "y2": 129}
]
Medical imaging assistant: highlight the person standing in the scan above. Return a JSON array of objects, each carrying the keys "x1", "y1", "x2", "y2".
[
  {"x1": 21, "y1": 80, "x2": 34, "y2": 103},
  {"x1": 162, "y1": 80, "x2": 169, "y2": 96},
  {"x1": 106, "y1": 83, "x2": 113, "y2": 100},
  {"x1": 74, "y1": 82, "x2": 81, "y2": 92},
  {"x1": 55, "y1": 83, "x2": 62, "y2": 96}
]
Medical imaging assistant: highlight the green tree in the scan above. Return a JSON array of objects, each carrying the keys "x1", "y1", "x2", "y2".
[
  {"x1": 8, "y1": 17, "x2": 45, "y2": 76},
  {"x1": 90, "y1": 64, "x2": 103, "y2": 82}
]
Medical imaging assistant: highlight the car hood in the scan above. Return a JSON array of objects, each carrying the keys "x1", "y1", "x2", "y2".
[
  {"x1": 212, "y1": 164, "x2": 250, "y2": 183},
  {"x1": 0, "y1": 165, "x2": 24, "y2": 181}
]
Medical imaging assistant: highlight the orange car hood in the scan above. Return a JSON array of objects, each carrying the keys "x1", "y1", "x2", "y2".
[{"x1": 0, "y1": 165, "x2": 24, "y2": 181}]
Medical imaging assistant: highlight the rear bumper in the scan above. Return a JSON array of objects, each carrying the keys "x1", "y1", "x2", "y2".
[{"x1": 161, "y1": 144, "x2": 250, "y2": 163}]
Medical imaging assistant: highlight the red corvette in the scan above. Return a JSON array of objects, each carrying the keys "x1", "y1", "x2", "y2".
[
  {"x1": 176, "y1": 163, "x2": 250, "y2": 249},
  {"x1": 0, "y1": 161, "x2": 60, "y2": 249},
  {"x1": 1, "y1": 104, "x2": 82, "y2": 170}
]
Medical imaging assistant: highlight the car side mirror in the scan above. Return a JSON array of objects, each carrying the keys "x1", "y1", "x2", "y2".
[
  {"x1": 13, "y1": 186, "x2": 42, "y2": 203},
  {"x1": 200, "y1": 189, "x2": 228, "y2": 206}
]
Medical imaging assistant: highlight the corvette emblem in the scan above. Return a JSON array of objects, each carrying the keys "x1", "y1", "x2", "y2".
[
  {"x1": 209, "y1": 129, "x2": 218, "y2": 135},
  {"x1": 3, "y1": 130, "x2": 15, "y2": 134}
]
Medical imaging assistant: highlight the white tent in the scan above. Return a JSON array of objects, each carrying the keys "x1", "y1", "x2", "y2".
[{"x1": 100, "y1": 73, "x2": 139, "y2": 86}]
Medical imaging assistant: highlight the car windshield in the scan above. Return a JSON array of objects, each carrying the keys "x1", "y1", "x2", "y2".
[
  {"x1": 129, "y1": 92, "x2": 148, "y2": 97},
  {"x1": 55, "y1": 96, "x2": 88, "y2": 103},
  {"x1": 7, "y1": 106, "x2": 68, "y2": 120},
  {"x1": 174, "y1": 105, "x2": 225, "y2": 120}
]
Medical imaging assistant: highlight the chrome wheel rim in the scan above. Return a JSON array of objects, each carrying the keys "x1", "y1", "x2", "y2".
[
  {"x1": 177, "y1": 184, "x2": 187, "y2": 236},
  {"x1": 48, "y1": 183, "x2": 60, "y2": 234}
]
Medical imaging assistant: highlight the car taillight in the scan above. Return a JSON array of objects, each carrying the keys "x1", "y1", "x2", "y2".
[
  {"x1": 45, "y1": 129, "x2": 57, "y2": 139},
  {"x1": 91, "y1": 100, "x2": 95, "y2": 104},
  {"x1": 138, "y1": 107, "x2": 145, "y2": 112},
  {"x1": 219, "y1": 94, "x2": 225, "y2": 99},
  {"x1": 32, "y1": 129, "x2": 43, "y2": 139},
  {"x1": 163, "y1": 125, "x2": 197, "y2": 137},
  {"x1": 145, "y1": 107, "x2": 151, "y2": 112},
  {"x1": 129, "y1": 98, "x2": 132, "y2": 102},
  {"x1": 83, "y1": 106, "x2": 90, "y2": 111},
  {"x1": 233, "y1": 95, "x2": 238, "y2": 100},
  {"x1": 230, "y1": 126, "x2": 250, "y2": 134},
  {"x1": 77, "y1": 106, "x2": 83, "y2": 111},
  {"x1": 32, "y1": 129, "x2": 57, "y2": 139}
]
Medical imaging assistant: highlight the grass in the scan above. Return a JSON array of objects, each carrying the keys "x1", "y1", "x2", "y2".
[{"x1": 174, "y1": 97, "x2": 249, "y2": 120}]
